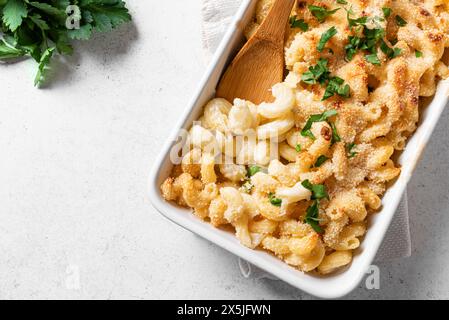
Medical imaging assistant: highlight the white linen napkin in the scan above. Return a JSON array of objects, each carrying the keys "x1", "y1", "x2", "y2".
[{"x1": 201, "y1": 0, "x2": 411, "y2": 278}]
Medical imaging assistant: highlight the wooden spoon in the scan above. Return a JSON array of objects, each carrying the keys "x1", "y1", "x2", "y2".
[{"x1": 216, "y1": 0, "x2": 295, "y2": 104}]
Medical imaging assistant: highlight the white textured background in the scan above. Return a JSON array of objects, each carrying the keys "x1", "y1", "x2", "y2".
[{"x1": 0, "y1": 0, "x2": 448, "y2": 299}]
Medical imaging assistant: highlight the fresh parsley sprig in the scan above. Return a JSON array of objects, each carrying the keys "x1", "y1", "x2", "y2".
[
  {"x1": 346, "y1": 143, "x2": 357, "y2": 158},
  {"x1": 0, "y1": 0, "x2": 132, "y2": 87},
  {"x1": 301, "y1": 58, "x2": 331, "y2": 85},
  {"x1": 317, "y1": 26, "x2": 337, "y2": 52},
  {"x1": 308, "y1": 5, "x2": 339, "y2": 23},
  {"x1": 268, "y1": 192, "x2": 282, "y2": 207},
  {"x1": 289, "y1": 15, "x2": 308, "y2": 31},
  {"x1": 323, "y1": 76, "x2": 350, "y2": 100},
  {"x1": 301, "y1": 180, "x2": 329, "y2": 200},
  {"x1": 301, "y1": 180, "x2": 329, "y2": 233},
  {"x1": 395, "y1": 15, "x2": 407, "y2": 27},
  {"x1": 380, "y1": 40, "x2": 402, "y2": 59},
  {"x1": 304, "y1": 200, "x2": 322, "y2": 233},
  {"x1": 301, "y1": 109, "x2": 339, "y2": 140},
  {"x1": 344, "y1": 12, "x2": 402, "y2": 65},
  {"x1": 382, "y1": 7, "x2": 392, "y2": 18},
  {"x1": 312, "y1": 155, "x2": 329, "y2": 168},
  {"x1": 247, "y1": 165, "x2": 262, "y2": 177},
  {"x1": 301, "y1": 58, "x2": 351, "y2": 101}
]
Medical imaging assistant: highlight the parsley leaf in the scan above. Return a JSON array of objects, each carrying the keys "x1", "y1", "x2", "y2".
[
  {"x1": 0, "y1": 38, "x2": 26, "y2": 59},
  {"x1": 330, "y1": 122, "x2": 341, "y2": 144},
  {"x1": 395, "y1": 15, "x2": 407, "y2": 27},
  {"x1": 301, "y1": 58, "x2": 330, "y2": 85},
  {"x1": 346, "y1": 143, "x2": 357, "y2": 158},
  {"x1": 336, "y1": 0, "x2": 348, "y2": 4},
  {"x1": 323, "y1": 77, "x2": 350, "y2": 100},
  {"x1": 308, "y1": 5, "x2": 339, "y2": 23},
  {"x1": 345, "y1": 35, "x2": 361, "y2": 60},
  {"x1": 34, "y1": 47, "x2": 55, "y2": 87},
  {"x1": 289, "y1": 16, "x2": 308, "y2": 31},
  {"x1": 27, "y1": 1, "x2": 65, "y2": 19},
  {"x1": 304, "y1": 201, "x2": 323, "y2": 233},
  {"x1": 363, "y1": 28, "x2": 385, "y2": 47},
  {"x1": 380, "y1": 40, "x2": 402, "y2": 59},
  {"x1": 302, "y1": 180, "x2": 330, "y2": 233},
  {"x1": 365, "y1": 53, "x2": 381, "y2": 65},
  {"x1": 295, "y1": 144, "x2": 302, "y2": 152},
  {"x1": 347, "y1": 14, "x2": 368, "y2": 28},
  {"x1": 2, "y1": 0, "x2": 28, "y2": 32},
  {"x1": 382, "y1": 7, "x2": 392, "y2": 18},
  {"x1": 302, "y1": 59, "x2": 351, "y2": 100},
  {"x1": 247, "y1": 165, "x2": 262, "y2": 177},
  {"x1": 317, "y1": 26, "x2": 338, "y2": 52},
  {"x1": 301, "y1": 180, "x2": 329, "y2": 200},
  {"x1": 415, "y1": 50, "x2": 423, "y2": 58},
  {"x1": 313, "y1": 155, "x2": 329, "y2": 168},
  {"x1": 301, "y1": 110, "x2": 338, "y2": 139},
  {"x1": 345, "y1": 27, "x2": 386, "y2": 62},
  {"x1": 268, "y1": 193, "x2": 282, "y2": 207}
]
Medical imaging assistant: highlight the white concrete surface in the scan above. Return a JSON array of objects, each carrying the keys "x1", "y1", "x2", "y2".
[{"x1": 0, "y1": 0, "x2": 448, "y2": 300}]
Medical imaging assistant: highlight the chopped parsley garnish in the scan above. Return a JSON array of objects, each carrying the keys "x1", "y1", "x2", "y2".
[
  {"x1": 289, "y1": 16, "x2": 309, "y2": 31},
  {"x1": 323, "y1": 77, "x2": 350, "y2": 100},
  {"x1": 301, "y1": 59, "x2": 351, "y2": 100},
  {"x1": 362, "y1": 27, "x2": 385, "y2": 49},
  {"x1": 301, "y1": 180, "x2": 330, "y2": 233},
  {"x1": 380, "y1": 40, "x2": 402, "y2": 59},
  {"x1": 301, "y1": 180, "x2": 329, "y2": 200},
  {"x1": 304, "y1": 201, "x2": 323, "y2": 233},
  {"x1": 415, "y1": 50, "x2": 423, "y2": 58},
  {"x1": 313, "y1": 155, "x2": 329, "y2": 168},
  {"x1": 395, "y1": 15, "x2": 407, "y2": 27},
  {"x1": 336, "y1": 0, "x2": 348, "y2": 4},
  {"x1": 344, "y1": 12, "x2": 402, "y2": 66},
  {"x1": 365, "y1": 53, "x2": 381, "y2": 65},
  {"x1": 317, "y1": 26, "x2": 338, "y2": 52},
  {"x1": 330, "y1": 122, "x2": 341, "y2": 144},
  {"x1": 346, "y1": 143, "x2": 357, "y2": 158},
  {"x1": 301, "y1": 110, "x2": 338, "y2": 139},
  {"x1": 382, "y1": 7, "x2": 392, "y2": 18},
  {"x1": 345, "y1": 36, "x2": 362, "y2": 60},
  {"x1": 295, "y1": 144, "x2": 302, "y2": 152},
  {"x1": 308, "y1": 5, "x2": 340, "y2": 23},
  {"x1": 301, "y1": 58, "x2": 331, "y2": 85},
  {"x1": 247, "y1": 165, "x2": 261, "y2": 177},
  {"x1": 347, "y1": 14, "x2": 368, "y2": 28},
  {"x1": 268, "y1": 193, "x2": 282, "y2": 207}
]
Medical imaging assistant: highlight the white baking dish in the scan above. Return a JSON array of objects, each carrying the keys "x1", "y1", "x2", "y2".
[{"x1": 149, "y1": 0, "x2": 449, "y2": 298}]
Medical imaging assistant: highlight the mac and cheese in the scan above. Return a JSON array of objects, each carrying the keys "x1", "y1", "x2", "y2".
[{"x1": 161, "y1": 0, "x2": 449, "y2": 274}]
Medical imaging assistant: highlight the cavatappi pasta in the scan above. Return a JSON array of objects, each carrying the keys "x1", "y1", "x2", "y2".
[{"x1": 161, "y1": 0, "x2": 449, "y2": 274}]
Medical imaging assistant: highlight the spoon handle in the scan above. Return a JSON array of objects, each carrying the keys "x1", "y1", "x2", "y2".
[{"x1": 256, "y1": 0, "x2": 295, "y2": 43}]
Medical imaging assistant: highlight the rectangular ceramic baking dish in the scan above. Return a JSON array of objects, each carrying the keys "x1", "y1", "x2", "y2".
[{"x1": 149, "y1": 0, "x2": 449, "y2": 298}]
